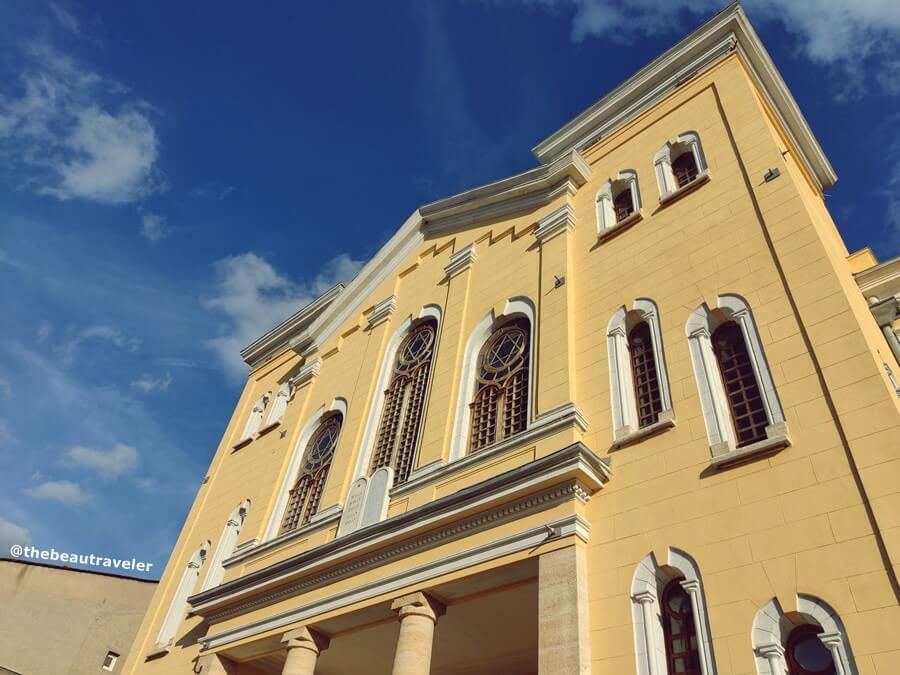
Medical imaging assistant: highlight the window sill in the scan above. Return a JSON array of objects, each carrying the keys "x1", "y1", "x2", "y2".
[
  {"x1": 231, "y1": 436, "x2": 252, "y2": 451},
  {"x1": 611, "y1": 410, "x2": 675, "y2": 450},
  {"x1": 597, "y1": 210, "x2": 643, "y2": 243},
  {"x1": 256, "y1": 420, "x2": 281, "y2": 438},
  {"x1": 145, "y1": 643, "x2": 171, "y2": 660},
  {"x1": 709, "y1": 427, "x2": 790, "y2": 470},
  {"x1": 659, "y1": 170, "x2": 709, "y2": 206}
]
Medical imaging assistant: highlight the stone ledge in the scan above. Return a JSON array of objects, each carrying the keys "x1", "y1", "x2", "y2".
[
  {"x1": 256, "y1": 420, "x2": 281, "y2": 438},
  {"x1": 231, "y1": 436, "x2": 252, "y2": 451},
  {"x1": 597, "y1": 210, "x2": 643, "y2": 244},
  {"x1": 709, "y1": 431, "x2": 790, "y2": 470},
  {"x1": 611, "y1": 410, "x2": 675, "y2": 450},
  {"x1": 658, "y1": 170, "x2": 710, "y2": 206}
]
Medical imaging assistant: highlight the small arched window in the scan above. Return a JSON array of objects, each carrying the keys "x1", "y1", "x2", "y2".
[
  {"x1": 596, "y1": 170, "x2": 642, "y2": 236},
  {"x1": 238, "y1": 393, "x2": 270, "y2": 443},
  {"x1": 469, "y1": 318, "x2": 530, "y2": 452},
  {"x1": 614, "y1": 188, "x2": 635, "y2": 222},
  {"x1": 785, "y1": 625, "x2": 836, "y2": 675},
  {"x1": 672, "y1": 151, "x2": 699, "y2": 188},
  {"x1": 370, "y1": 319, "x2": 437, "y2": 484},
  {"x1": 661, "y1": 578, "x2": 701, "y2": 675},
  {"x1": 279, "y1": 413, "x2": 341, "y2": 533},
  {"x1": 712, "y1": 322, "x2": 768, "y2": 447},
  {"x1": 628, "y1": 322, "x2": 663, "y2": 428}
]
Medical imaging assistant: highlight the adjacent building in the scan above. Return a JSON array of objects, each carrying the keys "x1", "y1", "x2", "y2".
[{"x1": 122, "y1": 4, "x2": 900, "y2": 675}]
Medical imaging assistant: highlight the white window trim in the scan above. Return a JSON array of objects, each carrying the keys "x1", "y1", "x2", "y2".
[
  {"x1": 200, "y1": 499, "x2": 250, "y2": 592},
  {"x1": 263, "y1": 383, "x2": 291, "y2": 430},
  {"x1": 596, "y1": 169, "x2": 642, "y2": 237},
  {"x1": 752, "y1": 595, "x2": 858, "y2": 675},
  {"x1": 237, "y1": 392, "x2": 270, "y2": 445},
  {"x1": 151, "y1": 540, "x2": 210, "y2": 654},
  {"x1": 352, "y1": 304, "x2": 442, "y2": 482},
  {"x1": 101, "y1": 651, "x2": 119, "y2": 671},
  {"x1": 448, "y1": 296, "x2": 537, "y2": 462},
  {"x1": 263, "y1": 398, "x2": 347, "y2": 542},
  {"x1": 631, "y1": 548, "x2": 718, "y2": 675},
  {"x1": 607, "y1": 298, "x2": 674, "y2": 445},
  {"x1": 685, "y1": 294, "x2": 788, "y2": 465},
  {"x1": 654, "y1": 131, "x2": 708, "y2": 200}
]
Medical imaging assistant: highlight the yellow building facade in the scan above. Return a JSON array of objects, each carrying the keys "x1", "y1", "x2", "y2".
[{"x1": 123, "y1": 5, "x2": 900, "y2": 675}]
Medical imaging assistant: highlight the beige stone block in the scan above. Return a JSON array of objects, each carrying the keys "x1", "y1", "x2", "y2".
[
  {"x1": 872, "y1": 649, "x2": 900, "y2": 675},
  {"x1": 842, "y1": 605, "x2": 900, "y2": 659},
  {"x1": 828, "y1": 504, "x2": 873, "y2": 542},
  {"x1": 858, "y1": 459, "x2": 900, "y2": 499},
  {"x1": 849, "y1": 571, "x2": 897, "y2": 611},
  {"x1": 795, "y1": 536, "x2": 886, "y2": 585},
  {"x1": 749, "y1": 513, "x2": 833, "y2": 560},
  {"x1": 779, "y1": 477, "x2": 860, "y2": 522}
]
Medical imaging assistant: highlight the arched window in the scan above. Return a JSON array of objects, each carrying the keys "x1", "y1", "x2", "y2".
[
  {"x1": 712, "y1": 322, "x2": 768, "y2": 447},
  {"x1": 614, "y1": 187, "x2": 635, "y2": 222},
  {"x1": 279, "y1": 413, "x2": 342, "y2": 534},
  {"x1": 369, "y1": 319, "x2": 436, "y2": 485},
  {"x1": 469, "y1": 318, "x2": 530, "y2": 452},
  {"x1": 153, "y1": 540, "x2": 210, "y2": 653},
  {"x1": 265, "y1": 383, "x2": 291, "y2": 428},
  {"x1": 200, "y1": 500, "x2": 250, "y2": 592},
  {"x1": 629, "y1": 321, "x2": 663, "y2": 428},
  {"x1": 238, "y1": 393, "x2": 270, "y2": 444},
  {"x1": 596, "y1": 170, "x2": 642, "y2": 236},
  {"x1": 786, "y1": 624, "x2": 836, "y2": 675},
  {"x1": 661, "y1": 578, "x2": 702, "y2": 675},
  {"x1": 672, "y1": 151, "x2": 699, "y2": 188}
]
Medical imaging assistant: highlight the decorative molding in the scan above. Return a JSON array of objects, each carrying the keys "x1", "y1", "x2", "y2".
[
  {"x1": 597, "y1": 211, "x2": 643, "y2": 243},
  {"x1": 198, "y1": 512, "x2": 590, "y2": 650},
  {"x1": 612, "y1": 411, "x2": 675, "y2": 450},
  {"x1": 532, "y1": 5, "x2": 836, "y2": 190},
  {"x1": 365, "y1": 295, "x2": 398, "y2": 330},
  {"x1": 395, "y1": 401, "x2": 589, "y2": 498},
  {"x1": 854, "y1": 254, "x2": 900, "y2": 302},
  {"x1": 288, "y1": 359, "x2": 321, "y2": 388},
  {"x1": 709, "y1": 426, "x2": 790, "y2": 470},
  {"x1": 658, "y1": 170, "x2": 710, "y2": 205},
  {"x1": 443, "y1": 242, "x2": 478, "y2": 277},
  {"x1": 191, "y1": 443, "x2": 609, "y2": 618},
  {"x1": 533, "y1": 203, "x2": 576, "y2": 242}
]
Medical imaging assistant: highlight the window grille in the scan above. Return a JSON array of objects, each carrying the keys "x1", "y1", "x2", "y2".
[
  {"x1": 614, "y1": 187, "x2": 635, "y2": 222},
  {"x1": 280, "y1": 414, "x2": 341, "y2": 533},
  {"x1": 785, "y1": 624, "x2": 836, "y2": 675},
  {"x1": 672, "y1": 151, "x2": 699, "y2": 187},
  {"x1": 628, "y1": 322, "x2": 663, "y2": 428},
  {"x1": 712, "y1": 322, "x2": 768, "y2": 447},
  {"x1": 661, "y1": 579, "x2": 701, "y2": 675}
]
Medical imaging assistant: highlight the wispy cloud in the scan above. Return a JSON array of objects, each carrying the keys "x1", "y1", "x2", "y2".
[
  {"x1": 0, "y1": 377, "x2": 11, "y2": 399},
  {"x1": 130, "y1": 371, "x2": 173, "y2": 393},
  {"x1": 203, "y1": 252, "x2": 363, "y2": 381},
  {"x1": 0, "y1": 420, "x2": 11, "y2": 444},
  {"x1": 25, "y1": 479, "x2": 91, "y2": 505},
  {"x1": 48, "y1": 2, "x2": 82, "y2": 36},
  {"x1": 53, "y1": 324, "x2": 141, "y2": 366},
  {"x1": 190, "y1": 181, "x2": 236, "y2": 201},
  {"x1": 140, "y1": 212, "x2": 170, "y2": 242},
  {"x1": 0, "y1": 40, "x2": 165, "y2": 203},
  {"x1": 0, "y1": 517, "x2": 32, "y2": 550},
  {"x1": 65, "y1": 443, "x2": 141, "y2": 479},
  {"x1": 495, "y1": 0, "x2": 900, "y2": 99}
]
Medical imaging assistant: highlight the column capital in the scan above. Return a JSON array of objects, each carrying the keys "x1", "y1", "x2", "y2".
[
  {"x1": 281, "y1": 626, "x2": 330, "y2": 654},
  {"x1": 680, "y1": 578, "x2": 701, "y2": 594},
  {"x1": 818, "y1": 630, "x2": 843, "y2": 647},
  {"x1": 632, "y1": 590, "x2": 656, "y2": 605},
  {"x1": 391, "y1": 591, "x2": 446, "y2": 623},
  {"x1": 756, "y1": 642, "x2": 785, "y2": 658}
]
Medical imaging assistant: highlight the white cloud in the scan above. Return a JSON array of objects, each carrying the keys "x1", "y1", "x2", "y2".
[
  {"x1": 0, "y1": 420, "x2": 11, "y2": 443},
  {"x1": 204, "y1": 252, "x2": 364, "y2": 380},
  {"x1": 0, "y1": 517, "x2": 32, "y2": 551},
  {"x1": 0, "y1": 40, "x2": 164, "y2": 203},
  {"x1": 53, "y1": 324, "x2": 141, "y2": 366},
  {"x1": 0, "y1": 377, "x2": 11, "y2": 399},
  {"x1": 65, "y1": 443, "x2": 140, "y2": 479},
  {"x1": 48, "y1": 2, "x2": 82, "y2": 36},
  {"x1": 25, "y1": 480, "x2": 91, "y2": 505},
  {"x1": 504, "y1": 0, "x2": 900, "y2": 98},
  {"x1": 130, "y1": 371, "x2": 173, "y2": 393},
  {"x1": 140, "y1": 212, "x2": 170, "y2": 242},
  {"x1": 36, "y1": 320, "x2": 53, "y2": 343}
]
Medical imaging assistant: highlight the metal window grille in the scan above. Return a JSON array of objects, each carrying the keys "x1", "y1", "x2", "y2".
[
  {"x1": 469, "y1": 319, "x2": 530, "y2": 452},
  {"x1": 614, "y1": 188, "x2": 635, "y2": 222},
  {"x1": 712, "y1": 322, "x2": 768, "y2": 447},
  {"x1": 628, "y1": 322, "x2": 663, "y2": 428},
  {"x1": 370, "y1": 321, "x2": 436, "y2": 485},
  {"x1": 785, "y1": 624, "x2": 836, "y2": 675},
  {"x1": 672, "y1": 151, "x2": 699, "y2": 187},
  {"x1": 661, "y1": 579, "x2": 702, "y2": 675},
  {"x1": 279, "y1": 414, "x2": 341, "y2": 534}
]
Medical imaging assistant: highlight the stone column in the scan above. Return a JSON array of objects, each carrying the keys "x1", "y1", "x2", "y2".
[
  {"x1": 632, "y1": 591, "x2": 658, "y2": 675},
  {"x1": 539, "y1": 545, "x2": 591, "y2": 674},
  {"x1": 680, "y1": 579, "x2": 711, "y2": 675},
  {"x1": 390, "y1": 591, "x2": 446, "y2": 675},
  {"x1": 281, "y1": 626, "x2": 330, "y2": 675},
  {"x1": 818, "y1": 632, "x2": 847, "y2": 675},
  {"x1": 756, "y1": 643, "x2": 785, "y2": 675}
]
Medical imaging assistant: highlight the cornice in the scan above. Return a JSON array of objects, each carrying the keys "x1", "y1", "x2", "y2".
[
  {"x1": 443, "y1": 242, "x2": 478, "y2": 277},
  {"x1": 188, "y1": 442, "x2": 609, "y2": 619},
  {"x1": 366, "y1": 295, "x2": 398, "y2": 329},
  {"x1": 533, "y1": 203, "x2": 576, "y2": 243},
  {"x1": 531, "y1": 3, "x2": 836, "y2": 191},
  {"x1": 287, "y1": 358, "x2": 321, "y2": 388},
  {"x1": 855, "y1": 254, "x2": 900, "y2": 302}
]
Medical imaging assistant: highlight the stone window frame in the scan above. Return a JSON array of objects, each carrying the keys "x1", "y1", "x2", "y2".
[
  {"x1": 351, "y1": 305, "x2": 443, "y2": 485},
  {"x1": 752, "y1": 595, "x2": 859, "y2": 675},
  {"x1": 630, "y1": 548, "x2": 718, "y2": 675},
  {"x1": 200, "y1": 499, "x2": 250, "y2": 592},
  {"x1": 150, "y1": 539, "x2": 211, "y2": 656},
  {"x1": 685, "y1": 294, "x2": 789, "y2": 468},
  {"x1": 596, "y1": 169, "x2": 643, "y2": 239},
  {"x1": 261, "y1": 382, "x2": 292, "y2": 433},
  {"x1": 448, "y1": 297, "x2": 537, "y2": 462},
  {"x1": 235, "y1": 392, "x2": 271, "y2": 448},
  {"x1": 262, "y1": 398, "x2": 348, "y2": 542},
  {"x1": 654, "y1": 131, "x2": 709, "y2": 203},
  {"x1": 608, "y1": 299, "x2": 675, "y2": 447}
]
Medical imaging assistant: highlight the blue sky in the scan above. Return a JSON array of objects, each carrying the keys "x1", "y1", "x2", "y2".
[{"x1": 1, "y1": 1, "x2": 898, "y2": 579}]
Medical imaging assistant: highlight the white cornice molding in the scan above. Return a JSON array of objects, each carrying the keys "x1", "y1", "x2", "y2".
[
  {"x1": 366, "y1": 295, "x2": 398, "y2": 329},
  {"x1": 533, "y1": 203, "x2": 576, "y2": 242},
  {"x1": 531, "y1": 3, "x2": 836, "y2": 191},
  {"x1": 443, "y1": 243, "x2": 478, "y2": 277},
  {"x1": 241, "y1": 284, "x2": 344, "y2": 368},
  {"x1": 288, "y1": 358, "x2": 321, "y2": 388},
  {"x1": 420, "y1": 150, "x2": 590, "y2": 233},
  {"x1": 855, "y1": 255, "x2": 900, "y2": 302}
]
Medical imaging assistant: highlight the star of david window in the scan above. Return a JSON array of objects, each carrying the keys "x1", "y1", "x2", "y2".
[
  {"x1": 469, "y1": 318, "x2": 530, "y2": 452},
  {"x1": 279, "y1": 413, "x2": 341, "y2": 534},
  {"x1": 370, "y1": 320, "x2": 437, "y2": 485}
]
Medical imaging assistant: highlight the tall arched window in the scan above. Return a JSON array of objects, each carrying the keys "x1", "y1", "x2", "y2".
[
  {"x1": 662, "y1": 578, "x2": 702, "y2": 675},
  {"x1": 614, "y1": 187, "x2": 635, "y2": 222},
  {"x1": 629, "y1": 321, "x2": 663, "y2": 428},
  {"x1": 469, "y1": 318, "x2": 530, "y2": 452},
  {"x1": 369, "y1": 319, "x2": 436, "y2": 485},
  {"x1": 279, "y1": 413, "x2": 342, "y2": 534},
  {"x1": 785, "y1": 625, "x2": 835, "y2": 675},
  {"x1": 672, "y1": 151, "x2": 699, "y2": 188},
  {"x1": 712, "y1": 322, "x2": 768, "y2": 447}
]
